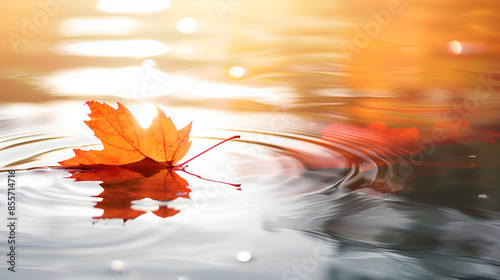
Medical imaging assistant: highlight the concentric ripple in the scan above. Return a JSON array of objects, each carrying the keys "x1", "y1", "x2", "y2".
[{"x1": 1, "y1": 102, "x2": 499, "y2": 280}]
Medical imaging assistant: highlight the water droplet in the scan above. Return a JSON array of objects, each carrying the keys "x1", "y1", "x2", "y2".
[
  {"x1": 468, "y1": 154, "x2": 476, "y2": 158},
  {"x1": 237, "y1": 251, "x2": 252, "y2": 262}
]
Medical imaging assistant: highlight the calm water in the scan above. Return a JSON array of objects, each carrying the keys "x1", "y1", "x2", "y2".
[{"x1": 1, "y1": 0, "x2": 500, "y2": 279}]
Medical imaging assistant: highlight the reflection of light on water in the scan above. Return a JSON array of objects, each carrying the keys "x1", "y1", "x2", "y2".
[
  {"x1": 98, "y1": 0, "x2": 170, "y2": 13},
  {"x1": 229, "y1": 66, "x2": 245, "y2": 78},
  {"x1": 177, "y1": 18, "x2": 198, "y2": 34},
  {"x1": 41, "y1": 67, "x2": 141, "y2": 96},
  {"x1": 448, "y1": 40, "x2": 462, "y2": 54},
  {"x1": 58, "y1": 18, "x2": 139, "y2": 36},
  {"x1": 130, "y1": 204, "x2": 160, "y2": 212},
  {"x1": 40, "y1": 67, "x2": 278, "y2": 100},
  {"x1": 129, "y1": 103, "x2": 158, "y2": 129},
  {"x1": 52, "y1": 39, "x2": 170, "y2": 57},
  {"x1": 158, "y1": 74, "x2": 277, "y2": 100},
  {"x1": 135, "y1": 212, "x2": 163, "y2": 221}
]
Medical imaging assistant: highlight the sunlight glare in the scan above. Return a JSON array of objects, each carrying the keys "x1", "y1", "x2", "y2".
[
  {"x1": 42, "y1": 67, "x2": 144, "y2": 96},
  {"x1": 59, "y1": 18, "x2": 139, "y2": 36},
  {"x1": 177, "y1": 18, "x2": 198, "y2": 34},
  {"x1": 98, "y1": 0, "x2": 170, "y2": 13},
  {"x1": 229, "y1": 66, "x2": 245, "y2": 78},
  {"x1": 448, "y1": 40, "x2": 462, "y2": 54},
  {"x1": 52, "y1": 39, "x2": 170, "y2": 57},
  {"x1": 41, "y1": 67, "x2": 276, "y2": 100},
  {"x1": 129, "y1": 103, "x2": 158, "y2": 129}
]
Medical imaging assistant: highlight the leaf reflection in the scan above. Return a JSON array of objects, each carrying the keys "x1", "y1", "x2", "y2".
[{"x1": 67, "y1": 159, "x2": 190, "y2": 222}]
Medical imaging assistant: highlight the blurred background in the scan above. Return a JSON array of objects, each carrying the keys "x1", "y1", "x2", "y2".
[{"x1": 1, "y1": 0, "x2": 499, "y2": 115}]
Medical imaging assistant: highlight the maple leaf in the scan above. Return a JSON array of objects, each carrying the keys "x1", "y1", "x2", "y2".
[
  {"x1": 59, "y1": 101, "x2": 241, "y2": 222},
  {"x1": 59, "y1": 101, "x2": 192, "y2": 167}
]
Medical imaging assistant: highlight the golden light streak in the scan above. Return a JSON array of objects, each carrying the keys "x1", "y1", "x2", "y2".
[{"x1": 52, "y1": 39, "x2": 170, "y2": 57}]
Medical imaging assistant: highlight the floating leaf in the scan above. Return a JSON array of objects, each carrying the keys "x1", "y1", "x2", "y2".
[{"x1": 59, "y1": 101, "x2": 192, "y2": 167}]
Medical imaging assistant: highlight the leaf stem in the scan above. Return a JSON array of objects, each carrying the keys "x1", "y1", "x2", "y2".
[{"x1": 178, "y1": 135, "x2": 240, "y2": 166}]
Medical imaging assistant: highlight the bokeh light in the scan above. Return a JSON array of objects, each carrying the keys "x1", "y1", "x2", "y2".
[
  {"x1": 177, "y1": 18, "x2": 198, "y2": 34},
  {"x1": 229, "y1": 66, "x2": 245, "y2": 78},
  {"x1": 237, "y1": 251, "x2": 252, "y2": 262},
  {"x1": 111, "y1": 260, "x2": 124, "y2": 272},
  {"x1": 448, "y1": 40, "x2": 462, "y2": 54}
]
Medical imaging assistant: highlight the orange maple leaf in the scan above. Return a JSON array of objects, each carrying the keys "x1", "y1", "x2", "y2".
[{"x1": 59, "y1": 101, "x2": 192, "y2": 167}]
